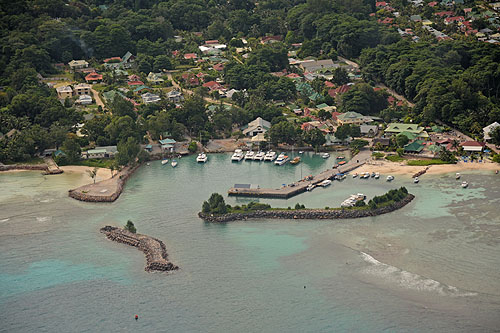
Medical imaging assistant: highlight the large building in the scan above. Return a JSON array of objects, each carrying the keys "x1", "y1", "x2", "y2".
[
  {"x1": 242, "y1": 117, "x2": 271, "y2": 137},
  {"x1": 68, "y1": 60, "x2": 89, "y2": 71},
  {"x1": 56, "y1": 86, "x2": 73, "y2": 99},
  {"x1": 74, "y1": 83, "x2": 91, "y2": 96},
  {"x1": 384, "y1": 123, "x2": 429, "y2": 139}
]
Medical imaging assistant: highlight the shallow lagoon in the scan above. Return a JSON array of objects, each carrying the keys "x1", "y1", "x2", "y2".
[{"x1": 1, "y1": 153, "x2": 499, "y2": 332}]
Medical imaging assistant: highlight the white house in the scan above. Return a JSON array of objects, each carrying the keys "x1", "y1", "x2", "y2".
[
  {"x1": 56, "y1": 85, "x2": 73, "y2": 99},
  {"x1": 77, "y1": 94, "x2": 93, "y2": 105},
  {"x1": 81, "y1": 146, "x2": 117, "y2": 159},
  {"x1": 68, "y1": 60, "x2": 89, "y2": 70},
  {"x1": 460, "y1": 141, "x2": 485, "y2": 152},
  {"x1": 147, "y1": 72, "x2": 164, "y2": 84},
  {"x1": 167, "y1": 90, "x2": 184, "y2": 103},
  {"x1": 242, "y1": 117, "x2": 271, "y2": 137},
  {"x1": 142, "y1": 92, "x2": 161, "y2": 104},
  {"x1": 483, "y1": 122, "x2": 499, "y2": 141}
]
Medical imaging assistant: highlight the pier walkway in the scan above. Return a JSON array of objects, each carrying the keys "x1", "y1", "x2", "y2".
[{"x1": 228, "y1": 149, "x2": 371, "y2": 199}]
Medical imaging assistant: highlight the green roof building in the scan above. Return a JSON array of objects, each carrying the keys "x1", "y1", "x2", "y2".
[{"x1": 404, "y1": 140, "x2": 425, "y2": 153}]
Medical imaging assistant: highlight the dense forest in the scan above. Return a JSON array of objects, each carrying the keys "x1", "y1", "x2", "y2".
[{"x1": 0, "y1": 0, "x2": 499, "y2": 163}]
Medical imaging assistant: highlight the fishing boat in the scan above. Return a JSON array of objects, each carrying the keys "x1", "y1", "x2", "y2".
[
  {"x1": 336, "y1": 156, "x2": 345, "y2": 160},
  {"x1": 306, "y1": 184, "x2": 315, "y2": 191},
  {"x1": 456, "y1": 173, "x2": 461, "y2": 180},
  {"x1": 374, "y1": 172, "x2": 380, "y2": 179},
  {"x1": 264, "y1": 151, "x2": 277, "y2": 161},
  {"x1": 414, "y1": 177, "x2": 419, "y2": 183},
  {"x1": 171, "y1": 159, "x2": 178, "y2": 167},
  {"x1": 461, "y1": 181, "x2": 468, "y2": 188},
  {"x1": 274, "y1": 153, "x2": 289, "y2": 165},
  {"x1": 290, "y1": 156, "x2": 301, "y2": 165},
  {"x1": 231, "y1": 149, "x2": 244, "y2": 162},
  {"x1": 320, "y1": 179, "x2": 332, "y2": 187},
  {"x1": 386, "y1": 175, "x2": 394, "y2": 181},
  {"x1": 161, "y1": 159, "x2": 169, "y2": 165},
  {"x1": 321, "y1": 153, "x2": 330, "y2": 159},
  {"x1": 196, "y1": 153, "x2": 208, "y2": 163},
  {"x1": 253, "y1": 151, "x2": 265, "y2": 161},
  {"x1": 244, "y1": 151, "x2": 255, "y2": 160}
]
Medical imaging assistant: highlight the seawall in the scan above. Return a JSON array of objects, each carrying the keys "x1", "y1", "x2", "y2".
[
  {"x1": 100, "y1": 226, "x2": 178, "y2": 272},
  {"x1": 68, "y1": 164, "x2": 140, "y2": 202},
  {"x1": 199, "y1": 194, "x2": 415, "y2": 222},
  {"x1": 0, "y1": 164, "x2": 49, "y2": 172}
]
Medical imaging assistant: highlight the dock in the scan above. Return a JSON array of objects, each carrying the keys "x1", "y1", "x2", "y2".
[{"x1": 228, "y1": 149, "x2": 371, "y2": 199}]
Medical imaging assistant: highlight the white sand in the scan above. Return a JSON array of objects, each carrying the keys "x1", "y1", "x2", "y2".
[{"x1": 60, "y1": 165, "x2": 112, "y2": 181}]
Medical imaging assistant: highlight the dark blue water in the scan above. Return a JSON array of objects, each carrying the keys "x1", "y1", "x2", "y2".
[{"x1": 1, "y1": 153, "x2": 500, "y2": 332}]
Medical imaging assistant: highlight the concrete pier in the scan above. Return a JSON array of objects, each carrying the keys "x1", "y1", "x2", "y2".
[
  {"x1": 100, "y1": 226, "x2": 178, "y2": 272},
  {"x1": 228, "y1": 149, "x2": 371, "y2": 199}
]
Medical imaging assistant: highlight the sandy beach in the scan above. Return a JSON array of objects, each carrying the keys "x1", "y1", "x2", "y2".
[
  {"x1": 356, "y1": 159, "x2": 500, "y2": 176},
  {"x1": 60, "y1": 165, "x2": 112, "y2": 182}
]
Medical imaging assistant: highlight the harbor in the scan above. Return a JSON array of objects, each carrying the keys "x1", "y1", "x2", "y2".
[{"x1": 227, "y1": 149, "x2": 372, "y2": 198}]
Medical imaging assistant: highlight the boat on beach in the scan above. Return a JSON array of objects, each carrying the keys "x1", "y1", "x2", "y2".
[
  {"x1": 274, "y1": 153, "x2": 289, "y2": 165},
  {"x1": 244, "y1": 151, "x2": 255, "y2": 160},
  {"x1": 290, "y1": 156, "x2": 301, "y2": 165},
  {"x1": 231, "y1": 149, "x2": 244, "y2": 162},
  {"x1": 264, "y1": 151, "x2": 277, "y2": 161},
  {"x1": 196, "y1": 153, "x2": 208, "y2": 163},
  {"x1": 253, "y1": 151, "x2": 265, "y2": 161}
]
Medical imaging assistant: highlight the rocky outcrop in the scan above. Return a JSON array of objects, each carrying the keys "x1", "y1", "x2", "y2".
[
  {"x1": 199, "y1": 194, "x2": 415, "y2": 223},
  {"x1": 412, "y1": 167, "x2": 430, "y2": 178},
  {"x1": 100, "y1": 226, "x2": 178, "y2": 272}
]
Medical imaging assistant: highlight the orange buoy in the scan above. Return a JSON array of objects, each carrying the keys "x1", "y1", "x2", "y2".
[{"x1": 135, "y1": 315, "x2": 138, "y2": 320}]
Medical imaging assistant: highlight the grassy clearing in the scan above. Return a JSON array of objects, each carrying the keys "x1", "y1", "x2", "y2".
[
  {"x1": 406, "y1": 159, "x2": 451, "y2": 166},
  {"x1": 73, "y1": 159, "x2": 115, "y2": 168},
  {"x1": 385, "y1": 155, "x2": 404, "y2": 162}
]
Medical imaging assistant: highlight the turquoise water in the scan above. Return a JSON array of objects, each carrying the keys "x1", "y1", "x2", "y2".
[{"x1": 1, "y1": 153, "x2": 500, "y2": 332}]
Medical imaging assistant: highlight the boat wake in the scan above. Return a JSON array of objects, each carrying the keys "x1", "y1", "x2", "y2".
[
  {"x1": 0, "y1": 218, "x2": 9, "y2": 223},
  {"x1": 36, "y1": 216, "x2": 51, "y2": 222},
  {"x1": 360, "y1": 252, "x2": 477, "y2": 297}
]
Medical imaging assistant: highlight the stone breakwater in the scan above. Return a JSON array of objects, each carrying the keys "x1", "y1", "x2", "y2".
[
  {"x1": 68, "y1": 164, "x2": 140, "y2": 202},
  {"x1": 100, "y1": 226, "x2": 178, "y2": 272},
  {"x1": 199, "y1": 194, "x2": 415, "y2": 223},
  {"x1": 0, "y1": 164, "x2": 49, "y2": 172},
  {"x1": 412, "y1": 167, "x2": 430, "y2": 178}
]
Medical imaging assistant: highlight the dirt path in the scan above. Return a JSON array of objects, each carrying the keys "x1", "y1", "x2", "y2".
[{"x1": 91, "y1": 86, "x2": 104, "y2": 107}]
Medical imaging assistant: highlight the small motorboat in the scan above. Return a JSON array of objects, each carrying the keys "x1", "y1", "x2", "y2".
[
  {"x1": 374, "y1": 172, "x2": 380, "y2": 179},
  {"x1": 321, "y1": 153, "x2": 330, "y2": 159},
  {"x1": 299, "y1": 151, "x2": 304, "y2": 154},
  {"x1": 456, "y1": 173, "x2": 461, "y2": 180},
  {"x1": 371, "y1": 172, "x2": 376, "y2": 178},
  {"x1": 362, "y1": 172, "x2": 370, "y2": 179},
  {"x1": 171, "y1": 160, "x2": 178, "y2": 167},
  {"x1": 320, "y1": 179, "x2": 332, "y2": 187},
  {"x1": 196, "y1": 153, "x2": 208, "y2": 163},
  {"x1": 336, "y1": 156, "x2": 345, "y2": 160},
  {"x1": 414, "y1": 177, "x2": 419, "y2": 183},
  {"x1": 161, "y1": 159, "x2": 169, "y2": 165},
  {"x1": 290, "y1": 156, "x2": 301, "y2": 165},
  {"x1": 461, "y1": 181, "x2": 468, "y2": 188},
  {"x1": 274, "y1": 153, "x2": 289, "y2": 165},
  {"x1": 352, "y1": 173, "x2": 358, "y2": 178},
  {"x1": 306, "y1": 184, "x2": 315, "y2": 191},
  {"x1": 386, "y1": 175, "x2": 394, "y2": 181},
  {"x1": 338, "y1": 161, "x2": 347, "y2": 165}
]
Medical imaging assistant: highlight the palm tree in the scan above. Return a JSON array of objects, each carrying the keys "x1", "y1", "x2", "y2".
[{"x1": 86, "y1": 167, "x2": 98, "y2": 184}]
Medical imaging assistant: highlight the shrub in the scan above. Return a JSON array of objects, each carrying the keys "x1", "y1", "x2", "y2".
[
  {"x1": 125, "y1": 220, "x2": 137, "y2": 233},
  {"x1": 188, "y1": 141, "x2": 198, "y2": 153}
]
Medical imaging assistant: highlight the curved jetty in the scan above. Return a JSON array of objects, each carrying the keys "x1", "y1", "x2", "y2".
[
  {"x1": 200, "y1": 194, "x2": 415, "y2": 223},
  {"x1": 100, "y1": 226, "x2": 178, "y2": 272}
]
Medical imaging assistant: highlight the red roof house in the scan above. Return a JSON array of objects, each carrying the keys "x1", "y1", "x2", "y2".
[
  {"x1": 103, "y1": 57, "x2": 122, "y2": 63},
  {"x1": 184, "y1": 53, "x2": 198, "y2": 60},
  {"x1": 127, "y1": 80, "x2": 144, "y2": 86},
  {"x1": 213, "y1": 63, "x2": 225, "y2": 72},
  {"x1": 328, "y1": 85, "x2": 352, "y2": 98},
  {"x1": 460, "y1": 141, "x2": 486, "y2": 152},
  {"x1": 85, "y1": 72, "x2": 103, "y2": 83},
  {"x1": 202, "y1": 80, "x2": 223, "y2": 91}
]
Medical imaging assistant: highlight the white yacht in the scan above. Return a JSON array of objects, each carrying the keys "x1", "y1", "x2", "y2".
[
  {"x1": 274, "y1": 153, "x2": 289, "y2": 165},
  {"x1": 320, "y1": 179, "x2": 332, "y2": 187},
  {"x1": 461, "y1": 181, "x2": 468, "y2": 188},
  {"x1": 196, "y1": 153, "x2": 208, "y2": 163},
  {"x1": 244, "y1": 151, "x2": 255, "y2": 160},
  {"x1": 231, "y1": 149, "x2": 244, "y2": 162},
  {"x1": 413, "y1": 177, "x2": 419, "y2": 183},
  {"x1": 253, "y1": 151, "x2": 265, "y2": 161},
  {"x1": 264, "y1": 151, "x2": 277, "y2": 161},
  {"x1": 386, "y1": 175, "x2": 394, "y2": 181},
  {"x1": 171, "y1": 159, "x2": 178, "y2": 167},
  {"x1": 321, "y1": 153, "x2": 330, "y2": 159}
]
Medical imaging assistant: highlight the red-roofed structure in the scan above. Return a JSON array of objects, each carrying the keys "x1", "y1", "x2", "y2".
[
  {"x1": 184, "y1": 53, "x2": 198, "y2": 60},
  {"x1": 328, "y1": 85, "x2": 352, "y2": 98},
  {"x1": 85, "y1": 72, "x2": 103, "y2": 83},
  {"x1": 428, "y1": 1, "x2": 438, "y2": 7},
  {"x1": 127, "y1": 80, "x2": 144, "y2": 86},
  {"x1": 376, "y1": 1, "x2": 388, "y2": 7},
  {"x1": 213, "y1": 63, "x2": 225, "y2": 72},
  {"x1": 103, "y1": 57, "x2": 121, "y2": 63},
  {"x1": 202, "y1": 80, "x2": 223, "y2": 91},
  {"x1": 444, "y1": 16, "x2": 465, "y2": 25},
  {"x1": 324, "y1": 81, "x2": 335, "y2": 88},
  {"x1": 460, "y1": 141, "x2": 486, "y2": 152}
]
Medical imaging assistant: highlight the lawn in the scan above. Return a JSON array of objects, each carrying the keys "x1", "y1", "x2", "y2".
[
  {"x1": 385, "y1": 155, "x2": 405, "y2": 162},
  {"x1": 406, "y1": 159, "x2": 452, "y2": 166},
  {"x1": 73, "y1": 159, "x2": 115, "y2": 168}
]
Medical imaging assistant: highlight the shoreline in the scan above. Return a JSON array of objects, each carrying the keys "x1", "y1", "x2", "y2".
[
  {"x1": 199, "y1": 194, "x2": 415, "y2": 222},
  {"x1": 356, "y1": 160, "x2": 499, "y2": 176}
]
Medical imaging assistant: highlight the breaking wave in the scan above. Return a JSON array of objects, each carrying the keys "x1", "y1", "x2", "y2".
[{"x1": 360, "y1": 252, "x2": 477, "y2": 297}]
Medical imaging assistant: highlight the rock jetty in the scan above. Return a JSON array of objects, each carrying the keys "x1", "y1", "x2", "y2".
[
  {"x1": 100, "y1": 226, "x2": 178, "y2": 272},
  {"x1": 412, "y1": 166, "x2": 430, "y2": 178},
  {"x1": 199, "y1": 194, "x2": 415, "y2": 223}
]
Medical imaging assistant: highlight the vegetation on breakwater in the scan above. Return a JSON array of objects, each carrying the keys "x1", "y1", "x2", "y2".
[
  {"x1": 100, "y1": 225, "x2": 178, "y2": 273},
  {"x1": 200, "y1": 188, "x2": 414, "y2": 222}
]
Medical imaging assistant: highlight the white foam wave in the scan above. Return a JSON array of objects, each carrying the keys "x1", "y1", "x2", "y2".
[
  {"x1": 0, "y1": 218, "x2": 9, "y2": 223},
  {"x1": 40, "y1": 199, "x2": 52, "y2": 203},
  {"x1": 36, "y1": 217, "x2": 50, "y2": 222},
  {"x1": 360, "y1": 252, "x2": 477, "y2": 297}
]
